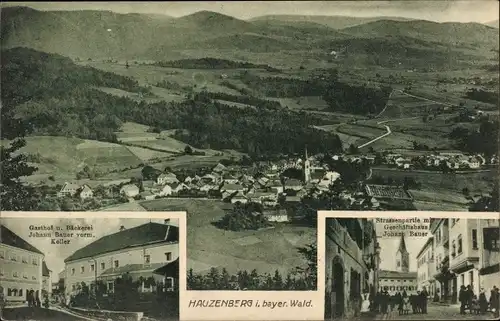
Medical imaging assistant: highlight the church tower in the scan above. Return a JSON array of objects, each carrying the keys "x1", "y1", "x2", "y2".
[
  {"x1": 303, "y1": 146, "x2": 311, "y2": 183},
  {"x1": 395, "y1": 233, "x2": 409, "y2": 273}
]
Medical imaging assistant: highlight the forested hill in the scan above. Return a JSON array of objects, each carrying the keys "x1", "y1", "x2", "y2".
[{"x1": 1, "y1": 47, "x2": 343, "y2": 156}]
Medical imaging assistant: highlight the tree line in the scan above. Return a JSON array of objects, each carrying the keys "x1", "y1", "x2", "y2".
[
  {"x1": 151, "y1": 57, "x2": 280, "y2": 71},
  {"x1": 187, "y1": 242, "x2": 316, "y2": 291}
]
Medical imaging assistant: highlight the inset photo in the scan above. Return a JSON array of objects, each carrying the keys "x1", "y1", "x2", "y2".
[
  {"x1": 0, "y1": 215, "x2": 180, "y2": 321},
  {"x1": 324, "y1": 215, "x2": 499, "y2": 320}
]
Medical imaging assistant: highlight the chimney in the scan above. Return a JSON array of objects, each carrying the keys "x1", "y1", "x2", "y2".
[
  {"x1": 120, "y1": 225, "x2": 125, "y2": 231},
  {"x1": 164, "y1": 219, "x2": 170, "y2": 225}
]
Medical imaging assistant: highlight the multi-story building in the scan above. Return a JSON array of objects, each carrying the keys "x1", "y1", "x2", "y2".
[
  {"x1": 378, "y1": 234, "x2": 417, "y2": 295},
  {"x1": 416, "y1": 237, "x2": 435, "y2": 298},
  {"x1": 42, "y1": 261, "x2": 52, "y2": 296},
  {"x1": 64, "y1": 220, "x2": 179, "y2": 296},
  {"x1": 477, "y1": 219, "x2": 500, "y2": 301},
  {"x1": 430, "y1": 218, "x2": 453, "y2": 302},
  {"x1": 324, "y1": 218, "x2": 379, "y2": 320},
  {"x1": 449, "y1": 218, "x2": 480, "y2": 298},
  {"x1": 0, "y1": 225, "x2": 45, "y2": 303}
]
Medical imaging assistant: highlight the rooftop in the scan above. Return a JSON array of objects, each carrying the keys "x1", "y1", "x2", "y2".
[
  {"x1": 365, "y1": 184, "x2": 413, "y2": 200},
  {"x1": 1, "y1": 225, "x2": 44, "y2": 255},
  {"x1": 379, "y1": 270, "x2": 417, "y2": 279},
  {"x1": 65, "y1": 223, "x2": 178, "y2": 263}
]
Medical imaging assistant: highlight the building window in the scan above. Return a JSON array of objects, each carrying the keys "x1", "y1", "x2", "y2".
[
  {"x1": 472, "y1": 229, "x2": 478, "y2": 249},
  {"x1": 165, "y1": 252, "x2": 172, "y2": 261},
  {"x1": 107, "y1": 282, "x2": 114, "y2": 293},
  {"x1": 144, "y1": 255, "x2": 151, "y2": 264},
  {"x1": 10, "y1": 254, "x2": 17, "y2": 261},
  {"x1": 22, "y1": 256, "x2": 27, "y2": 263},
  {"x1": 396, "y1": 260, "x2": 401, "y2": 267},
  {"x1": 458, "y1": 235, "x2": 463, "y2": 254},
  {"x1": 32, "y1": 258, "x2": 38, "y2": 265},
  {"x1": 101, "y1": 262, "x2": 105, "y2": 270},
  {"x1": 469, "y1": 271, "x2": 474, "y2": 286},
  {"x1": 484, "y1": 227, "x2": 500, "y2": 251},
  {"x1": 80, "y1": 266, "x2": 85, "y2": 274},
  {"x1": 13, "y1": 271, "x2": 18, "y2": 278},
  {"x1": 90, "y1": 264, "x2": 95, "y2": 273},
  {"x1": 114, "y1": 260, "x2": 119, "y2": 268},
  {"x1": 461, "y1": 274, "x2": 465, "y2": 285},
  {"x1": 32, "y1": 276, "x2": 37, "y2": 280},
  {"x1": 165, "y1": 277, "x2": 175, "y2": 291},
  {"x1": 23, "y1": 273, "x2": 28, "y2": 279},
  {"x1": 0, "y1": 251, "x2": 4, "y2": 259},
  {"x1": 19, "y1": 289, "x2": 23, "y2": 296},
  {"x1": 0, "y1": 269, "x2": 4, "y2": 276},
  {"x1": 404, "y1": 280, "x2": 407, "y2": 282},
  {"x1": 452, "y1": 240, "x2": 456, "y2": 257},
  {"x1": 71, "y1": 268, "x2": 75, "y2": 275}
]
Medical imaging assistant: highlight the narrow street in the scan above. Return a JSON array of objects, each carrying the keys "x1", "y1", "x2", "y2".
[{"x1": 374, "y1": 303, "x2": 497, "y2": 320}]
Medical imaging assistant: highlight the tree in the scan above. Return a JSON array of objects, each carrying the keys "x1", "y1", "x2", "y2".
[
  {"x1": 272, "y1": 270, "x2": 284, "y2": 290},
  {"x1": 295, "y1": 242, "x2": 317, "y2": 290},
  {"x1": 184, "y1": 145, "x2": 193, "y2": 155},
  {"x1": 0, "y1": 139, "x2": 38, "y2": 210},
  {"x1": 348, "y1": 144, "x2": 359, "y2": 155}
]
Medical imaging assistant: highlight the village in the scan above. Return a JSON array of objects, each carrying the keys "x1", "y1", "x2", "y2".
[{"x1": 52, "y1": 149, "x2": 498, "y2": 218}]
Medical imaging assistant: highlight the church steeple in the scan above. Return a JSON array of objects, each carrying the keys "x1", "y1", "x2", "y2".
[
  {"x1": 395, "y1": 233, "x2": 409, "y2": 273},
  {"x1": 304, "y1": 145, "x2": 311, "y2": 183},
  {"x1": 398, "y1": 233, "x2": 407, "y2": 253}
]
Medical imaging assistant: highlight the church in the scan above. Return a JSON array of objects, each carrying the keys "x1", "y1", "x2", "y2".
[{"x1": 378, "y1": 234, "x2": 418, "y2": 295}]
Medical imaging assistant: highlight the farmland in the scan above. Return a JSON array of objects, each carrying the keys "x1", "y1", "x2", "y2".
[{"x1": 140, "y1": 198, "x2": 316, "y2": 275}]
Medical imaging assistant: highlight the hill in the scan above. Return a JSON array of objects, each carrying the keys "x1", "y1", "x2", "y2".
[
  {"x1": 484, "y1": 19, "x2": 499, "y2": 28},
  {"x1": 249, "y1": 14, "x2": 414, "y2": 29},
  {"x1": 341, "y1": 20, "x2": 499, "y2": 48}
]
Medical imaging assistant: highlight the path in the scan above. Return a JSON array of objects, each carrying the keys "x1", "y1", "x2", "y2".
[
  {"x1": 357, "y1": 125, "x2": 391, "y2": 149},
  {"x1": 377, "y1": 303, "x2": 495, "y2": 320},
  {"x1": 396, "y1": 90, "x2": 456, "y2": 108}
]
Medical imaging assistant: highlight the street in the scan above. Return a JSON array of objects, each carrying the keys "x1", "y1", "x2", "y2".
[
  {"x1": 2, "y1": 307, "x2": 91, "y2": 321},
  {"x1": 375, "y1": 303, "x2": 498, "y2": 320}
]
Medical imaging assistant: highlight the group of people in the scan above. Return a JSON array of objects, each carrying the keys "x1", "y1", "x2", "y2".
[
  {"x1": 27, "y1": 289, "x2": 42, "y2": 308},
  {"x1": 370, "y1": 287, "x2": 429, "y2": 315},
  {"x1": 459, "y1": 285, "x2": 499, "y2": 316}
]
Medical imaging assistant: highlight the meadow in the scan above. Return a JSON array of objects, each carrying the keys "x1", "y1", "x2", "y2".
[{"x1": 140, "y1": 198, "x2": 316, "y2": 275}]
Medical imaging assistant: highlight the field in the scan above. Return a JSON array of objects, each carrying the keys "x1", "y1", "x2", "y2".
[
  {"x1": 372, "y1": 167, "x2": 496, "y2": 192},
  {"x1": 140, "y1": 198, "x2": 316, "y2": 275}
]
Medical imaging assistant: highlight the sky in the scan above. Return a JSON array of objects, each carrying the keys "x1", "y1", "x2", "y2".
[
  {"x1": 375, "y1": 221, "x2": 429, "y2": 272},
  {"x1": 1, "y1": 217, "x2": 179, "y2": 282},
  {"x1": 3, "y1": 1, "x2": 499, "y2": 23}
]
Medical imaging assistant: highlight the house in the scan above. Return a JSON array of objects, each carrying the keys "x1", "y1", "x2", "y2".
[
  {"x1": 262, "y1": 209, "x2": 288, "y2": 222},
  {"x1": 284, "y1": 179, "x2": 303, "y2": 191},
  {"x1": 159, "y1": 185, "x2": 173, "y2": 197},
  {"x1": 256, "y1": 177, "x2": 270, "y2": 188},
  {"x1": 120, "y1": 184, "x2": 140, "y2": 198},
  {"x1": 318, "y1": 171, "x2": 341, "y2": 187},
  {"x1": 212, "y1": 163, "x2": 227, "y2": 174},
  {"x1": 57, "y1": 182, "x2": 80, "y2": 197},
  {"x1": 222, "y1": 173, "x2": 239, "y2": 184},
  {"x1": 230, "y1": 191, "x2": 248, "y2": 204},
  {"x1": 1, "y1": 225, "x2": 45, "y2": 304},
  {"x1": 78, "y1": 185, "x2": 94, "y2": 200},
  {"x1": 468, "y1": 156, "x2": 482, "y2": 169},
  {"x1": 247, "y1": 191, "x2": 277, "y2": 204},
  {"x1": 220, "y1": 183, "x2": 244, "y2": 194},
  {"x1": 184, "y1": 176, "x2": 193, "y2": 184},
  {"x1": 64, "y1": 222, "x2": 179, "y2": 296},
  {"x1": 269, "y1": 180, "x2": 284, "y2": 194},
  {"x1": 157, "y1": 173, "x2": 179, "y2": 185},
  {"x1": 170, "y1": 183, "x2": 189, "y2": 194},
  {"x1": 222, "y1": 191, "x2": 235, "y2": 201},
  {"x1": 140, "y1": 191, "x2": 156, "y2": 200}
]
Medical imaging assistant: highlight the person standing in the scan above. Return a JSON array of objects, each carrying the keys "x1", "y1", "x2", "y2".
[
  {"x1": 479, "y1": 288, "x2": 488, "y2": 314},
  {"x1": 421, "y1": 286, "x2": 429, "y2": 314},
  {"x1": 466, "y1": 285, "x2": 474, "y2": 313},
  {"x1": 459, "y1": 285, "x2": 466, "y2": 315},
  {"x1": 490, "y1": 286, "x2": 499, "y2": 318}
]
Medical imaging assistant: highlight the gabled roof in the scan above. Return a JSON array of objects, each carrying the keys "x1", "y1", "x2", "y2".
[
  {"x1": 64, "y1": 223, "x2": 178, "y2": 263},
  {"x1": 80, "y1": 185, "x2": 93, "y2": 193},
  {"x1": 221, "y1": 183, "x2": 244, "y2": 190},
  {"x1": 1, "y1": 225, "x2": 44, "y2": 255},
  {"x1": 213, "y1": 163, "x2": 227, "y2": 172}
]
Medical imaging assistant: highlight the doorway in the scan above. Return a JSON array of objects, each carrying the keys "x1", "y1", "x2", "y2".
[{"x1": 331, "y1": 261, "x2": 345, "y2": 318}]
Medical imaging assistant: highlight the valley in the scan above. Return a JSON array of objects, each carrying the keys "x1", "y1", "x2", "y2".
[{"x1": 1, "y1": 4, "x2": 498, "y2": 291}]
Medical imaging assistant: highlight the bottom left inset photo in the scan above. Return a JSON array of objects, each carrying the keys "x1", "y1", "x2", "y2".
[{"x1": 0, "y1": 213, "x2": 182, "y2": 321}]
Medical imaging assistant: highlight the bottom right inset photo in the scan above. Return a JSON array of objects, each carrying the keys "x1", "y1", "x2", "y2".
[{"x1": 322, "y1": 213, "x2": 499, "y2": 320}]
